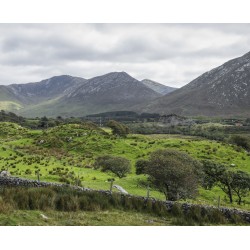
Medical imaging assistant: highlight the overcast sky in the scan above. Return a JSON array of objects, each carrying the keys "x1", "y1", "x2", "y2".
[{"x1": 0, "y1": 23, "x2": 250, "y2": 87}]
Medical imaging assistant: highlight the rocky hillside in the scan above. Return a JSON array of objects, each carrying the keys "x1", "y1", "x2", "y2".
[
  {"x1": 47, "y1": 72, "x2": 161, "y2": 117},
  {"x1": 0, "y1": 86, "x2": 23, "y2": 111},
  {"x1": 141, "y1": 79, "x2": 177, "y2": 95},
  {"x1": 143, "y1": 51, "x2": 250, "y2": 117},
  {"x1": 66, "y1": 72, "x2": 159, "y2": 103},
  {"x1": 8, "y1": 75, "x2": 86, "y2": 105},
  {"x1": 0, "y1": 72, "x2": 161, "y2": 117}
]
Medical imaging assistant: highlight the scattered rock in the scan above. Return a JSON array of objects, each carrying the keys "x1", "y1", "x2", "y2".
[
  {"x1": 40, "y1": 214, "x2": 49, "y2": 220},
  {"x1": 0, "y1": 171, "x2": 11, "y2": 177},
  {"x1": 113, "y1": 185, "x2": 128, "y2": 194}
]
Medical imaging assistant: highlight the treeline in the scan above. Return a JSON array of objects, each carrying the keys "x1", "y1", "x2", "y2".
[
  {"x1": 86, "y1": 111, "x2": 160, "y2": 123},
  {"x1": 0, "y1": 110, "x2": 160, "y2": 129},
  {"x1": 0, "y1": 110, "x2": 88, "y2": 129},
  {"x1": 0, "y1": 110, "x2": 25, "y2": 124},
  {"x1": 127, "y1": 122, "x2": 250, "y2": 145}
]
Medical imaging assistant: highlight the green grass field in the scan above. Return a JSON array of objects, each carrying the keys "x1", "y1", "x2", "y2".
[
  {"x1": 1, "y1": 122, "x2": 250, "y2": 210},
  {"x1": 0, "y1": 209, "x2": 172, "y2": 226}
]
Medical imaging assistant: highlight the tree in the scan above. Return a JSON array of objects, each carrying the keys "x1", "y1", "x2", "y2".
[
  {"x1": 107, "y1": 120, "x2": 129, "y2": 137},
  {"x1": 245, "y1": 118, "x2": 250, "y2": 125},
  {"x1": 202, "y1": 161, "x2": 234, "y2": 203},
  {"x1": 39, "y1": 116, "x2": 49, "y2": 129},
  {"x1": 135, "y1": 159, "x2": 149, "y2": 175},
  {"x1": 231, "y1": 171, "x2": 250, "y2": 205},
  {"x1": 230, "y1": 135, "x2": 250, "y2": 151},
  {"x1": 202, "y1": 161, "x2": 250, "y2": 204},
  {"x1": 94, "y1": 155, "x2": 131, "y2": 178},
  {"x1": 144, "y1": 149, "x2": 202, "y2": 201}
]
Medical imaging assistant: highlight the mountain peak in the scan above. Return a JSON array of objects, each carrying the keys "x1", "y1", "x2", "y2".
[
  {"x1": 99, "y1": 71, "x2": 133, "y2": 80},
  {"x1": 141, "y1": 79, "x2": 177, "y2": 95},
  {"x1": 143, "y1": 51, "x2": 250, "y2": 117}
]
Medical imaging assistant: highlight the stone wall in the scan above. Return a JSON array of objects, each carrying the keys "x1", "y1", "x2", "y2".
[
  {"x1": 0, "y1": 176, "x2": 89, "y2": 192},
  {"x1": 1, "y1": 176, "x2": 250, "y2": 223}
]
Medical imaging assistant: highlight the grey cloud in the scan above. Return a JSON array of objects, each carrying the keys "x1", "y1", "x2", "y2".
[{"x1": 0, "y1": 24, "x2": 250, "y2": 86}]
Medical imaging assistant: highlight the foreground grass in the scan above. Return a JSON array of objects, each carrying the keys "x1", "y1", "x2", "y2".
[
  {"x1": 0, "y1": 210, "x2": 171, "y2": 226},
  {"x1": 0, "y1": 187, "x2": 248, "y2": 226}
]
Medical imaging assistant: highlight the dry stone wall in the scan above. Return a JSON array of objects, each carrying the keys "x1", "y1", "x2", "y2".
[{"x1": 1, "y1": 176, "x2": 250, "y2": 223}]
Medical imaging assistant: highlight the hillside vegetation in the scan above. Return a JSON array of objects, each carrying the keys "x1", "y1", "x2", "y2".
[{"x1": 0, "y1": 121, "x2": 250, "y2": 210}]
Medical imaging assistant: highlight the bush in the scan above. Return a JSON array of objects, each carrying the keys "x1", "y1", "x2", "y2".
[
  {"x1": 107, "y1": 120, "x2": 129, "y2": 137},
  {"x1": 230, "y1": 135, "x2": 250, "y2": 151},
  {"x1": 94, "y1": 155, "x2": 131, "y2": 178},
  {"x1": 135, "y1": 159, "x2": 149, "y2": 175}
]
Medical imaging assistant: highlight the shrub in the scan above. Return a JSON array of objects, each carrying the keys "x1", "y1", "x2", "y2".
[
  {"x1": 135, "y1": 159, "x2": 149, "y2": 175},
  {"x1": 230, "y1": 135, "x2": 250, "y2": 151},
  {"x1": 94, "y1": 155, "x2": 131, "y2": 178},
  {"x1": 107, "y1": 120, "x2": 129, "y2": 137}
]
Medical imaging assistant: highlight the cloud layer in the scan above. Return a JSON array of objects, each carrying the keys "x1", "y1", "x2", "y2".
[{"x1": 0, "y1": 24, "x2": 250, "y2": 87}]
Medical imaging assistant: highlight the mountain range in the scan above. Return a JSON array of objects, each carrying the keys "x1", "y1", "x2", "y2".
[
  {"x1": 0, "y1": 51, "x2": 250, "y2": 118},
  {"x1": 142, "y1": 51, "x2": 250, "y2": 117},
  {"x1": 0, "y1": 72, "x2": 172, "y2": 117}
]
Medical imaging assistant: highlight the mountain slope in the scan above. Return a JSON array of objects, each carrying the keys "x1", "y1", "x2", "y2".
[
  {"x1": 22, "y1": 72, "x2": 161, "y2": 117},
  {"x1": 143, "y1": 51, "x2": 250, "y2": 117},
  {"x1": 66, "y1": 72, "x2": 160, "y2": 105},
  {"x1": 8, "y1": 75, "x2": 86, "y2": 105},
  {"x1": 141, "y1": 79, "x2": 177, "y2": 95},
  {"x1": 0, "y1": 86, "x2": 23, "y2": 111}
]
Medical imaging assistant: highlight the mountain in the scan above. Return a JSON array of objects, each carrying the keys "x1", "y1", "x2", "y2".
[
  {"x1": 0, "y1": 85, "x2": 23, "y2": 111},
  {"x1": 141, "y1": 79, "x2": 177, "y2": 95},
  {"x1": 143, "y1": 51, "x2": 250, "y2": 117},
  {"x1": 8, "y1": 75, "x2": 86, "y2": 105},
  {"x1": 65, "y1": 72, "x2": 160, "y2": 106},
  {"x1": 0, "y1": 75, "x2": 86, "y2": 115},
  {"x1": 23, "y1": 72, "x2": 161, "y2": 117},
  {"x1": 0, "y1": 72, "x2": 161, "y2": 117}
]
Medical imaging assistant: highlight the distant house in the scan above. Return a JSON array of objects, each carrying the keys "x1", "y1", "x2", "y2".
[{"x1": 235, "y1": 123, "x2": 243, "y2": 127}]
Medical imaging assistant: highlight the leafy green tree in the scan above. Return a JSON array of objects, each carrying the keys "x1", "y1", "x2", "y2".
[
  {"x1": 202, "y1": 161, "x2": 234, "y2": 203},
  {"x1": 144, "y1": 149, "x2": 202, "y2": 201},
  {"x1": 245, "y1": 118, "x2": 250, "y2": 125},
  {"x1": 39, "y1": 116, "x2": 49, "y2": 129},
  {"x1": 94, "y1": 155, "x2": 131, "y2": 178},
  {"x1": 202, "y1": 161, "x2": 226, "y2": 188},
  {"x1": 107, "y1": 120, "x2": 129, "y2": 137},
  {"x1": 202, "y1": 161, "x2": 250, "y2": 204},
  {"x1": 231, "y1": 171, "x2": 250, "y2": 205},
  {"x1": 230, "y1": 135, "x2": 250, "y2": 151},
  {"x1": 135, "y1": 159, "x2": 149, "y2": 175}
]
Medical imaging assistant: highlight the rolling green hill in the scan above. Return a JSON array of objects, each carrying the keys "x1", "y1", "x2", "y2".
[{"x1": 1, "y1": 121, "x2": 250, "y2": 209}]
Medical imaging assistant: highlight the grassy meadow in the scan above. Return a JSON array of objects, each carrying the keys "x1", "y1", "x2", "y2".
[{"x1": 0, "y1": 121, "x2": 250, "y2": 211}]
